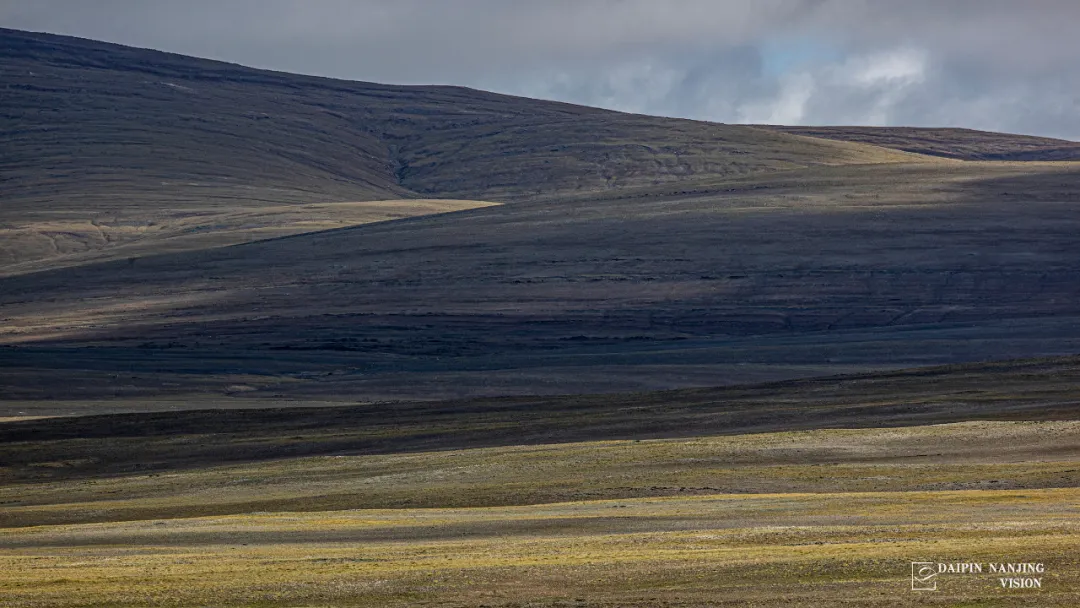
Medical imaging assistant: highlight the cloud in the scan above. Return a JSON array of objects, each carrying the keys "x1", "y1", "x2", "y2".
[
  {"x1": 2, "y1": 1, "x2": 1079, "y2": 139},
  {"x1": 775, "y1": 48, "x2": 930, "y2": 126},
  {"x1": 738, "y1": 72, "x2": 815, "y2": 125}
]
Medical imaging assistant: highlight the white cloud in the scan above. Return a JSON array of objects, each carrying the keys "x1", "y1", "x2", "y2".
[
  {"x1": 738, "y1": 72, "x2": 814, "y2": 124},
  {"x1": 848, "y1": 48, "x2": 927, "y2": 88},
  {"x1": 731, "y1": 48, "x2": 928, "y2": 126},
  {"x1": 830, "y1": 48, "x2": 929, "y2": 125}
]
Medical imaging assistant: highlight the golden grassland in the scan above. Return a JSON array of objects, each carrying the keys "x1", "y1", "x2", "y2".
[
  {"x1": 1, "y1": 420, "x2": 1078, "y2": 605},
  {"x1": 3, "y1": 420, "x2": 1079, "y2": 527},
  {"x1": 1, "y1": 488, "x2": 1077, "y2": 606}
]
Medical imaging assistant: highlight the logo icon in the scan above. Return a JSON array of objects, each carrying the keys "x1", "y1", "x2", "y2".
[{"x1": 912, "y1": 562, "x2": 937, "y2": 591}]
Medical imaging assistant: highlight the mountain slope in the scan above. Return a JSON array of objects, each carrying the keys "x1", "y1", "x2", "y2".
[
  {"x1": 4, "y1": 161, "x2": 1080, "y2": 405},
  {"x1": 384, "y1": 117, "x2": 928, "y2": 200},
  {"x1": 762, "y1": 125, "x2": 1080, "y2": 160},
  {"x1": 0, "y1": 199, "x2": 498, "y2": 276},
  {"x1": 4, "y1": 28, "x2": 1080, "y2": 405},
  {"x1": 0, "y1": 28, "x2": 929, "y2": 209},
  {"x1": 1, "y1": 28, "x2": 931, "y2": 271}
]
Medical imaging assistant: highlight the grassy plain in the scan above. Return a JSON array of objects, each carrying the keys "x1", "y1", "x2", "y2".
[
  {"x1": 1, "y1": 489, "x2": 1078, "y2": 607},
  {"x1": 1, "y1": 454, "x2": 1077, "y2": 606},
  {"x1": 2, "y1": 420, "x2": 1079, "y2": 527},
  {"x1": 2, "y1": 359, "x2": 1079, "y2": 605}
]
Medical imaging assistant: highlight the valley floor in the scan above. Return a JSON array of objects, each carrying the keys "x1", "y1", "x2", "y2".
[
  {"x1": 2, "y1": 487, "x2": 1078, "y2": 607},
  {"x1": 2, "y1": 363, "x2": 1078, "y2": 606}
]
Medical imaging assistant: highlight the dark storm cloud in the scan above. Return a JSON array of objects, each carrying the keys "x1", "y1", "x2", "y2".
[{"x1": 2, "y1": 1, "x2": 1079, "y2": 139}]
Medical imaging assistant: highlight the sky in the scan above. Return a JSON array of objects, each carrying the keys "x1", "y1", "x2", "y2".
[{"x1": 3, "y1": 0, "x2": 1079, "y2": 140}]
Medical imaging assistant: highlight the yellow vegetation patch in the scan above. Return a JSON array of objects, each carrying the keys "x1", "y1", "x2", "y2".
[
  {"x1": 1, "y1": 488, "x2": 1078, "y2": 607},
  {"x1": 0, "y1": 199, "x2": 499, "y2": 277}
]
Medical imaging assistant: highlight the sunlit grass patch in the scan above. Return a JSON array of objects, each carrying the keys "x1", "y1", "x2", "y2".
[{"x1": 1, "y1": 489, "x2": 1078, "y2": 606}]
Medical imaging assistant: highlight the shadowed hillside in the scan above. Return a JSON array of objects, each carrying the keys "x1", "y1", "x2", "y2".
[
  {"x1": 1, "y1": 28, "x2": 924, "y2": 271},
  {"x1": 0, "y1": 199, "x2": 498, "y2": 276},
  {"x1": 3, "y1": 28, "x2": 1080, "y2": 406},
  {"x1": 3, "y1": 161, "x2": 1080, "y2": 407},
  {"x1": 0, "y1": 27, "x2": 924, "y2": 209}
]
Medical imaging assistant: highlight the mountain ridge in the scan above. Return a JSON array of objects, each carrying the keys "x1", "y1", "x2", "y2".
[
  {"x1": 1, "y1": 26, "x2": 933, "y2": 205},
  {"x1": 2, "y1": 27, "x2": 939, "y2": 271},
  {"x1": 3, "y1": 28, "x2": 1080, "y2": 405}
]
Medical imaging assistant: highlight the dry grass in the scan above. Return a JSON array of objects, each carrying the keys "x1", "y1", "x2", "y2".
[
  {"x1": 3, "y1": 420, "x2": 1078, "y2": 526},
  {"x1": 2, "y1": 369, "x2": 1077, "y2": 605},
  {"x1": 763, "y1": 125, "x2": 1080, "y2": 160},
  {"x1": 1, "y1": 488, "x2": 1077, "y2": 606},
  {"x1": 0, "y1": 200, "x2": 498, "y2": 276}
]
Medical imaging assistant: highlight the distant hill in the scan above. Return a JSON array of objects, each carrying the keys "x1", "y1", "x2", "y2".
[
  {"x1": 0, "y1": 27, "x2": 924, "y2": 211},
  {"x1": 761, "y1": 125, "x2": 1080, "y2": 160},
  {"x1": 3, "y1": 28, "x2": 1080, "y2": 407},
  {"x1": 1, "y1": 28, "x2": 930, "y2": 270}
]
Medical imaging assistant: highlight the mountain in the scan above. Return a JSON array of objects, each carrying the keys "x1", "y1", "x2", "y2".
[
  {"x1": 1, "y1": 27, "x2": 924, "y2": 272},
  {"x1": 2, "y1": 28, "x2": 1080, "y2": 409}
]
